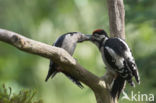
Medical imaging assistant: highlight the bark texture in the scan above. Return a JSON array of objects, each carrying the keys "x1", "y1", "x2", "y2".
[{"x1": 107, "y1": 0, "x2": 125, "y2": 40}]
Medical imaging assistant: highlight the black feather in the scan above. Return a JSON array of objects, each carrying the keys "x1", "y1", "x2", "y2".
[
  {"x1": 64, "y1": 72, "x2": 84, "y2": 88},
  {"x1": 111, "y1": 76, "x2": 126, "y2": 99},
  {"x1": 45, "y1": 61, "x2": 58, "y2": 82},
  {"x1": 54, "y1": 34, "x2": 66, "y2": 47},
  {"x1": 104, "y1": 38, "x2": 127, "y2": 57}
]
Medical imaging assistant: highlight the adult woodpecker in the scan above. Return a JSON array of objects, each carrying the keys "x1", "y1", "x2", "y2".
[
  {"x1": 89, "y1": 29, "x2": 140, "y2": 99},
  {"x1": 45, "y1": 32, "x2": 90, "y2": 88}
]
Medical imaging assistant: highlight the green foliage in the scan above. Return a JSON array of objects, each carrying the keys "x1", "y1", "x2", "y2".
[
  {"x1": 0, "y1": 84, "x2": 43, "y2": 103},
  {"x1": 125, "y1": 0, "x2": 156, "y2": 23}
]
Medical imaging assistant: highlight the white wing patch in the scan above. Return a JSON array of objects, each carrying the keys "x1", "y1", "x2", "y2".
[
  {"x1": 118, "y1": 38, "x2": 134, "y2": 62},
  {"x1": 125, "y1": 50, "x2": 134, "y2": 62},
  {"x1": 105, "y1": 46, "x2": 124, "y2": 69}
]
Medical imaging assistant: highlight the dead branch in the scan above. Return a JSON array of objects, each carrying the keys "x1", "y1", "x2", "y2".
[{"x1": 0, "y1": 28, "x2": 114, "y2": 103}]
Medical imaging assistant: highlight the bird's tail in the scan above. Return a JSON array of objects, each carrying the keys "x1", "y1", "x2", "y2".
[
  {"x1": 64, "y1": 72, "x2": 84, "y2": 88},
  {"x1": 45, "y1": 61, "x2": 83, "y2": 88},
  {"x1": 111, "y1": 75, "x2": 126, "y2": 100},
  {"x1": 45, "y1": 61, "x2": 58, "y2": 82}
]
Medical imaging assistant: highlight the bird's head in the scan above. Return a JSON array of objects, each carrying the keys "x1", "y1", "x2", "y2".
[
  {"x1": 90, "y1": 29, "x2": 109, "y2": 47},
  {"x1": 77, "y1": 33, "x2": 91, "y2": 42}
]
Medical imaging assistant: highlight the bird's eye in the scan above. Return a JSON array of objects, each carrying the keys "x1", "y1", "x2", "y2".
[{"x1": 94, "y1": 34, "x2": 99, "y2": 37}]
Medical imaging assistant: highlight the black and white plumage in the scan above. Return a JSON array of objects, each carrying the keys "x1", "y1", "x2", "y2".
[
  {"x1": 90, "y1": 29, "x2": 140, "y2": 99},
  {"x1": 45, "y1": 32, "x2": 90, "y2": 88}
]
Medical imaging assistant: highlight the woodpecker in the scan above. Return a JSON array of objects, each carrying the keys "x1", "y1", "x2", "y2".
[
  {"x1": 89, "y1": 29, "x2": 140, "y2": 99},
  {"x1": 45, "y1": 32, "x2": 90, "y2": 88}
]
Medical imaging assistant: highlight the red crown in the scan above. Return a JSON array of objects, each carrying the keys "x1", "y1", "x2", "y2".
[{"x1": 93, "y1": 29, "x2": 104, "y2": 34}]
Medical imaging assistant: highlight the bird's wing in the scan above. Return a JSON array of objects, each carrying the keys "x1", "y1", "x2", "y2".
[
  {"x1": 45, "y1": 60, "x2": 58, "y2": 81},
  {"x1": 104, "y1": 38, "x2": 140, "y2": 84},
  {"x1": 53, "y1": 34, "x2": 66, "y2": 47},
  {"x1": 47, "y1": 33, "x2": 84, "y2": 88},
  {"x1": 45, "y1": 34, "x2": 66, "y2": 81},
  {"x1": 104, "y1": 38, "x2": 140, "y2": 99}
]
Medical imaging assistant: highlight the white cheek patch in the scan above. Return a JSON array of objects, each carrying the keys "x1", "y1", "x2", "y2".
[
  {"x1": 105, "y1": 46, "x2": 124, "y2": 69},
  {"x1": 100, "y1": 35, "x2": 105, "y2": 39}
]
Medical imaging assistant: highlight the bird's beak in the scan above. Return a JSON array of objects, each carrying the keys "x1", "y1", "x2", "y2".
[
  {"x1": 78, "y1": 34, "x2": 91, "y2": 42},
  {"x1": 89, "y1": 35, "x2": 98, "y2": 43}
]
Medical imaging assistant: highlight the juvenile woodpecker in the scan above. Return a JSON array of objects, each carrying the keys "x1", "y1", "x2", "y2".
[
  {"x1": 89, "y1": 29, "x2": 140, "y2": 99},
  {"x1": 45, "y1": 32, "x2": 90, "y2": 88}
]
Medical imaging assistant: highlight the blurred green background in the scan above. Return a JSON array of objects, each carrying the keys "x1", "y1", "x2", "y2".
[{"x1": 0, "y1": 0, "x2": 156, "y2": 103}]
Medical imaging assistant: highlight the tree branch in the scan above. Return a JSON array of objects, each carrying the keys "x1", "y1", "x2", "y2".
[
  {"x1": 107, "y1": 0, "x2": 125, "y2": 40},
  {"x1": 0, "y1": 29, "x2": 114, "y2": 103},
  {"x1": 106, "y1": 0, "x2": 126, "y2": 102}
]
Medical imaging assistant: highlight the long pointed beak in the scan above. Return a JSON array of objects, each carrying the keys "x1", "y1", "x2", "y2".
[
  {"x1": 78, "y1": 34, "x2": 91, "y2": 42},
  {"x1": 84, "y1": 34, "x2": 91, "y2": 40}
]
